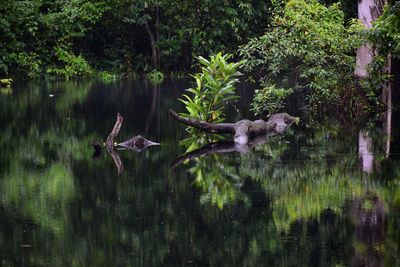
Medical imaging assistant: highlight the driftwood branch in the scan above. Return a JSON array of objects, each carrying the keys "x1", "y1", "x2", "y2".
[
  {"x1": 169, "y1": 109, "x2": 298, "y2": 144},
  {"x1": 106, "y1": 113, "x2": 123, "y2": 149},
  {"x1": 100, "y1": 113, "x2": 160, "y2": 174},
  {"x1": 169, "y1": 109, "x2": 235, "y2": 134}
]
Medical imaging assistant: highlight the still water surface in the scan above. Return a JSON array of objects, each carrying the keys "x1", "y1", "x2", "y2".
[{"x1": 0, "y1": 79, "x2": 400, "y2": 266}]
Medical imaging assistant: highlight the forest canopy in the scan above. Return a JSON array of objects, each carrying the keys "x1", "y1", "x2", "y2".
[{"x1": 0, "y1": 0, "x2": 270, "y2": 78}]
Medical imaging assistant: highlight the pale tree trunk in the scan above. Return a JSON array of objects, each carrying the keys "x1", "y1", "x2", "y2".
[
  {"x1": 355, "y1": 0, "x2": 385, "y2": 78},
  {"x1": 359, "y1": 130, "x2": 374, "y2": 174}
]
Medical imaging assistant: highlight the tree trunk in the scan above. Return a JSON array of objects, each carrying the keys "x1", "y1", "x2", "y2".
[
  {"x1": 358, "y1": 130, "x2": 374, "y2": 174},
  {"x1": 382, "y1": 55, "x2": 392, "y2": 158},
  {"x1": 144, "y1": 21, "x2": 159, "y2": 69},
  {"x1": 354, "y1": 0, "x2": 385, "y2": 78},
  {"x1": 155, "y1": 5, "x2": 160, "y2": 68}
]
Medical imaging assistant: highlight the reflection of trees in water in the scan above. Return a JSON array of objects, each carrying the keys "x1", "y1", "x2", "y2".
[
  {"x1": 0, "y1": 79, "x2": 192, "y2": 266},
  {"x1": 1, "y1": 80, "x2": 400, "y2": 265},
  {"x1": 179, "y1": 117, "x2": 400, "y2": 265},
  {"x1": 347, "y1": 194, "x2": 385, "y2": 267}
]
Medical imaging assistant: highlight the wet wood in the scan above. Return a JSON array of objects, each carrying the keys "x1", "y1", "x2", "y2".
[
  {"x1": 106, "y1": 113, "x2": 123, "y2": 149},
  {"x1": 101, "y1": 113, "x2": 159, "y2": 174},
  {"x1": 169, "y1": 109, "x2": 297, "y2": 144},
  {"x1": 169, "y1": 109, "x2": 235, "y2": 134}
]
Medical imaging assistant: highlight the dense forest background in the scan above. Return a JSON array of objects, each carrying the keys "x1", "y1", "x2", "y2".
[
  {"x1": 1, "y1": 0, "x2": 399, "y2": 116},
  {"x1": 0, "y1": 0, "x2": 358, "y2": 78}
]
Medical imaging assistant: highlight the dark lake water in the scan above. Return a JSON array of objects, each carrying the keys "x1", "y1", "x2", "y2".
[{"x1": 1, "y1": 78, "x2": 400, "y2": 266}]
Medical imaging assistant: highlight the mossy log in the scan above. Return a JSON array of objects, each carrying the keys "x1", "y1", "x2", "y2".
[{"x1": 169, "y1": 109, "x2": 298, "y2": 144}]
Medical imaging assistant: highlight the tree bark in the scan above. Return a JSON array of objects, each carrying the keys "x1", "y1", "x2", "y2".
[
  {"x1": 382, "y1": 55, "x2": 392, "y2": 158},
  {"x1": 169, "y1": 109, "x2": 236, "y2": 134},
  {"x1": 355, "y1": 0, "x2": 385, "y2": 78},
  {"x1": 106, "y1": 113, "x2": 123, "y2": 149},
  {"x1": 359, "y1": 130, "x2": 374, "y2": 174},
  {"x1": 144, "y1": 21, "x2": 159, "y2": 69},
  {"x1": 169, "y1": 109, "x2": 297, "y2": 144}
]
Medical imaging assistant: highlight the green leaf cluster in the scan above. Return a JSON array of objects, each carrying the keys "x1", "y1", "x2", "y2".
[
  {"x1": 239, "y1": 0, "x2": 362, "y2": 114},
  {"x1": 0, "y1": 0, "x2": 270, "y2": 77},
  {"x1": 145, "y1": 69, "x2": 165, "y2": 84},
  {"x1": 180, "y1": 53, "x2": 243, "y2": 123},
  {"x1": 252, "y1": 84, "x2": 293, "y2": 116},
  {"x1": 0, "y1": 0, "x2": 106, "y2": 78},
  {"x1": 371, "y1": 2, "x2": 400, "y2": 57}
]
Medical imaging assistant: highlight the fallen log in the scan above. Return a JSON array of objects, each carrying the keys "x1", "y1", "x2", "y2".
[{"x1": 169, "y1": 109, "x2": 298, "y2": 144}]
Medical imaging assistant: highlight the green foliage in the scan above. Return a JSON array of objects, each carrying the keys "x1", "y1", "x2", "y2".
[
  {"x1": 371, "y1": 2, "x2": 400, "y2": 57},
  {"x1": 0, "y1": 78, "x2": 13, "y2": 94},
  {"x1": 240, "y1": 0, "x2": 362, "y2": 113},
  {"x1": 166, "y1": 0, "x2": 270, "y2": 59},
  {"x1": 98, "y1": 71, "x2": 117, "y2": 81},
  {"x1": 252, "y1": 84, "x2": 293, "y2": 116},
  {"x1": 352, "y1": 2, "x2": 400, "y2": 110},
  {"x1": 180, "y1": 53, "x2": 242, "y2": 123},
  {"x1": 146, "y1": 69, "x2": 165, "y2": 84},
  {"x1": 0, "y1": 0, "x2": 271, "y2": 76},
  {"x1": 0, "y1": 78, "x2": 12, "y2": 88},
  {"x1": 0, "y1": 0, "x2": 106, "y2": 78},
  {"x1": 191, "y1": 154, "x2": 248, "y2": 209},
  {"x1": 357, "y1": 55, "x2": 389, "y2": 108},
  {"x1": 47, "y1": 47, "x2": 92, "y2": 78}
]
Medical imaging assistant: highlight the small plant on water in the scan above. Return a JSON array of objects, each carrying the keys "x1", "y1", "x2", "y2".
[{"x1": 180, "y1": 53, "x2": 243, "y2": 123}]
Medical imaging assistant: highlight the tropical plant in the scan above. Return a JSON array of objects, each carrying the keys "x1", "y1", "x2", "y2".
[{"x1": 180, "y1": 53, "x2": 243, "y2": 124}]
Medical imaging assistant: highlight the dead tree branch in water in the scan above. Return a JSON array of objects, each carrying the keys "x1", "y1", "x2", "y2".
[
  {"x1": 106, "y1": 113, "x2": 123, "y2": 149},
  {"x1": 96, "y1": 113, "x2": 159, "y2": 175},
  {"x1": 169, "y1": 109, "x2": 298, "y2": 144}
]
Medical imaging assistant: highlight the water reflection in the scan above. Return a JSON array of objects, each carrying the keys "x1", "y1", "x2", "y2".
[{"x1": 0, "y1": 79, "x2": 400, "y2": 266}]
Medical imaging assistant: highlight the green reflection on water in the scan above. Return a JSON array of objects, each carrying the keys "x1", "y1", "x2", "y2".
[{"x1": 0, "y1": 79, "x2": 399, "y2": 266}]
